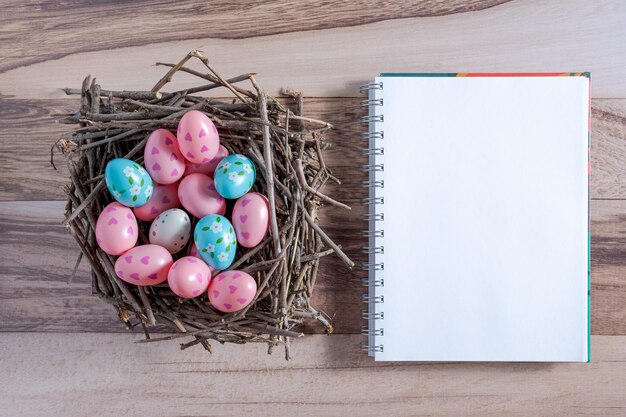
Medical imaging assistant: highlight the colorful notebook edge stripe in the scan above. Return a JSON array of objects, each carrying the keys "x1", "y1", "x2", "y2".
[{"x1": 379, "y1": 72, "x2": 591, "y2": 77}]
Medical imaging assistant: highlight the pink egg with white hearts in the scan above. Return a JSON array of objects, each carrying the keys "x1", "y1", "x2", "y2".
[
  {"x1": 167, "y1": 256, "x2": 212, "y2": 298},
  {"x1": 133, "y1": 182, "x2": 180, "y2": 221},
  {"x1": 114, "y1": 244, "x2": 173, "y2": 286},
  {"x1": 144, "y1": 129, "x2": 186, "y2": 184},
  {"x1": 232, "y1": 192, "x2": 269, "y2": 248},
  {"x1": 188, "y1": 242, "x2": 216, "y2": 271},
  {"x1": 95, "y1": 202, "x2": 138, "y2": 255},
  {"x1": 177, "y1": 110, "x2": 219, "y2": 164},
  {"x1": 184, "y1": 145, "x2": 229, "y2": 177},
  {"x1": 208, "y1": 270, "x2": 257, "y2": 313},
  {"x1": 178, "y1": 173, "x2": 226, "y2": 218}
]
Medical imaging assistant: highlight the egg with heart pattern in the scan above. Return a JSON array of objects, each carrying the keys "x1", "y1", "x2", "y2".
[
  {"x1": 167, "y1": 256, "x2": 212, "y2": 298},
  {"x1": 95, "y1": 202, "x2": 138, "y2": 255},
  {"x1": 144, "y1": 129, "x2": 186, "y2": 184},
  {"x1": 133, "y1": 182, "x2": 180, "y2": 222},
  {"x1": 177, "y1": 110, "x2": 220, "y2": 164},
  {"x1": 114, "y1": 244, "x2": 173, "y2": 286},
  {"x1": 178, "y1": 173, "x2": 226, "y2": 218},
  {"x1": 184, "y1": 144, "x2": 229, "y2": 177},
  {"x1": 231, "y1": 192, "x2": 269, "y2": 248},
  {"x1": 208, "y1": 270, "x2": 257, "y2": 313}
]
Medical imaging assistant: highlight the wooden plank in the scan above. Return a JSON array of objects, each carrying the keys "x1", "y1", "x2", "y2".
[
  {"x1": 0, "y1": 333, "x2": 624, "y2": 417},
  {"x1": 0, "y1": 97, "x2": 366, "y2": 201},
  {"x1": 0, "y1": 200, "x2": 366, "y2": 334},
  {"x1": 0, "y1": 0, "x2": 508, "y2": 73},
  {"x1": 1, "y1": 1, "x2": 625, "y2": 98},
  {"x1": 591, "y1": 200, "x2": 626, "y2": 335},
  {"x1": 2, "y1": 97, "x2": 626, "y2": 201},
  {"x1": 2, "y1": 199, "x2": 625, "y2": 334},
  {"x1": 591, "y1": 99, "x2": 626, "y2": 199}
]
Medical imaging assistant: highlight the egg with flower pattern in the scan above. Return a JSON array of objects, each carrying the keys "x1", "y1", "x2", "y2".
[
  {"x1": 194, "y1": 214, "x2": 237, "y2": 270},
  {"x1": 104, "y1": 158, "x2": 153, "y2": 207},
  {"x1": 213, "y1": 154, "x2": 256, "y2": 199}
]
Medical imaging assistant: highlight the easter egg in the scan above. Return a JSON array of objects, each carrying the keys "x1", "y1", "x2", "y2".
[
  {"x1": 177, "y1": 110, "x2": 219, "y2": 164},
  {"x1": 188, "y1": 241, "x2": 202, "y2": 259},
  {"x1": 208, "y1": 270, "x2": 257, "y2": 313},
  {"x1": 167, "y1": 256, "x2": 212, "y2": 298},
  {"x1": 104, "y1": 158, "x2": 153, "y2": 207},
  {"x1": 114, "y1": 244, "x2": 173, "y2": 286},
  {"x1": 188, "y1": 242, "x2": 217, "y2": 276},
  {"x1": 133, "y1": 182, "x2": 180, "y2": 222},
  {"x1": 149, "y1": 208, "x2": 191, "y2": 254},
  {"x1": 184, "y1": 144, "x2": 229, "y2": 177},
  {"x1": 194, "y1": 214, "x2": 237, "y2": 270},
  {"x1": 144, "y1": 129, "x2": 186, "y2": 184},
  {"x1": 95, "y1": 202, "x2": 138, "y2": 255},
  {"x1": 178, "y1": 173, "x2": 226, "y2": 218},
  {"x1": 232, "y1": 192, "x2": 269, "y2": 248},
  {"x1": 213, "y1": 154, "x2": 256, "y2": 199}
]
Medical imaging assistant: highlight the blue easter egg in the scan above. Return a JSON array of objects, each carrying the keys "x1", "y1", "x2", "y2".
[
  {"x1": 213, "y1": 154, "x2": 256, "y2": 199},
  {"x1": 194, "y1": 214, "x2": 237, "y2": 270},
  {"x1": 104, "y1": 158, "x2": 154, "y2": 207}
]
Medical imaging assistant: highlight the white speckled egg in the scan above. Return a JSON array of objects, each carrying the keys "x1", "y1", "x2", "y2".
[{"x1": 149, "y1": 208, "x2": 191, "y2": 254}]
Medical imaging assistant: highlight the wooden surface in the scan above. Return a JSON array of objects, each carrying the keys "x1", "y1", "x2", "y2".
[{"x1": 1, "y1": 1, "x2": 626, "y2": 415}]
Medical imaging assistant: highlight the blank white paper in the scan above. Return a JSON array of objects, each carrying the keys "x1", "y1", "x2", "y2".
[{"x1": 370, "y1": 75, "x2": 590, "y2": 362}]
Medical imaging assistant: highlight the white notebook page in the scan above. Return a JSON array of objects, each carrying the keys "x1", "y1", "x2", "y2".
[{"x1": 371, "y1": 75, "x2": 590, "y2": 361}]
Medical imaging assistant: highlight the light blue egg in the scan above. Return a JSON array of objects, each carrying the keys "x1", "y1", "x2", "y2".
[
  {"x1": 213, "y1": 154, "x2": 256, "y2": 199},
  {"x1": 194, "y1": 214, "x2": 237, "y2": 270},
  {"x1": 104, "y1": 158, "x2": 153, "y2": 207}
]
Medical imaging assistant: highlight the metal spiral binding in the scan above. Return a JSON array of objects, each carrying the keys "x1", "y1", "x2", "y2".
[
  {"x1": 359, "y1": 81, "x2": 383, "y2": 93},
  {"x1": 361, "y1": 131, "x2": 384, "y2": 141},
  {"x1": 360, "y1": 81, "x2": 385, "y2": 354},
  {"x1": 361, "y1": 326, "x2": 384, "y2": 336},
  {"x1": 362, "y1": 180, "x2": 384, "y2": 189}
]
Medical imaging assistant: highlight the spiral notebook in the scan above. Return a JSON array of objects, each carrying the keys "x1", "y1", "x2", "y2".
[{"x1": 362, "y1": 73, "x2": 590, "y2": 362}]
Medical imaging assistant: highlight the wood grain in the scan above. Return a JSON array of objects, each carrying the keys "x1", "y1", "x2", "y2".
[
  {"x1": 0, "y1": 97, "x2": 366, "y2": 201},
  {"x1": 2, "y1": 199, "x2": 625, "y2": 334},
  {"x1": 1, "y1": 0, "x2": 625, "y2": 98},
  {"x1": 0, "y1": 0, "x2": 509, "y2": 73},
  {"x1": 1, "y1": 1, "x2": 625, "y2": 412},
  {"x1": 0, "y1": 200, "x2": 366, "y2": 334},
  {"x1": 0, "y1": 333, "x2": 625, "y2": 417},
  {"x1": 2, "y1": 97, "x2": 626, "y2": 201}
]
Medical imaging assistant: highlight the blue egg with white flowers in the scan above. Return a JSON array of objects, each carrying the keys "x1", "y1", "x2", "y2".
[
  {"x1": 194, "y1": 214, "x2": 237, "y2": 270},
  {"x1": 104, "y1": 158, "x2": 153, "y2": 207},
  {"x1": 213, "y1": 154, "x2": 256, "y2": 199}
]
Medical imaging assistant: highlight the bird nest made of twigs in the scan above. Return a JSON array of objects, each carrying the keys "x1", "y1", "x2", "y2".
[{"x1": 55, "y1": 50, "x2": 354, "y2": 359}]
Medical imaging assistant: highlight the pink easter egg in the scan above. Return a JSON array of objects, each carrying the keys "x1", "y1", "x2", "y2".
[
  {"x1": 183, "y1": 145, "x2": 229, "y2": 177},
  {"x1": 144, "y1": 129, "x2": 186, "y2": 184},
  {"x1": 177, "y1": 110, "x2": 219, "y2": 164},
  {"x1": 178, "y1": 173, "x2": 226, "y2": 218},
  {"x1": 188, "y1": 242, "x2": 218, "y2": 274},
  {"x1": 208, "y1": 270, "x2": 257, "y2": 313},
  {"x1": 95, "y1": 202, "x2": 138, "y2": 255},
  {"x1": 167, "y1": 256, "x2": 212, "y2": 298},
  {"x1": 232, "y1": 192, "x2": 269, "y2": 248},
  {"x1": 133, "y1": 182, "x2": 180, "y2": 221},
  {"x1": 114, "y1": 244, "x2": 173, "y2": 286}
]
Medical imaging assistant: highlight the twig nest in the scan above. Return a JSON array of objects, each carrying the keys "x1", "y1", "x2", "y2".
[{"x1": 56, "y1": 50, "x2": 353, "y2": 358}]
